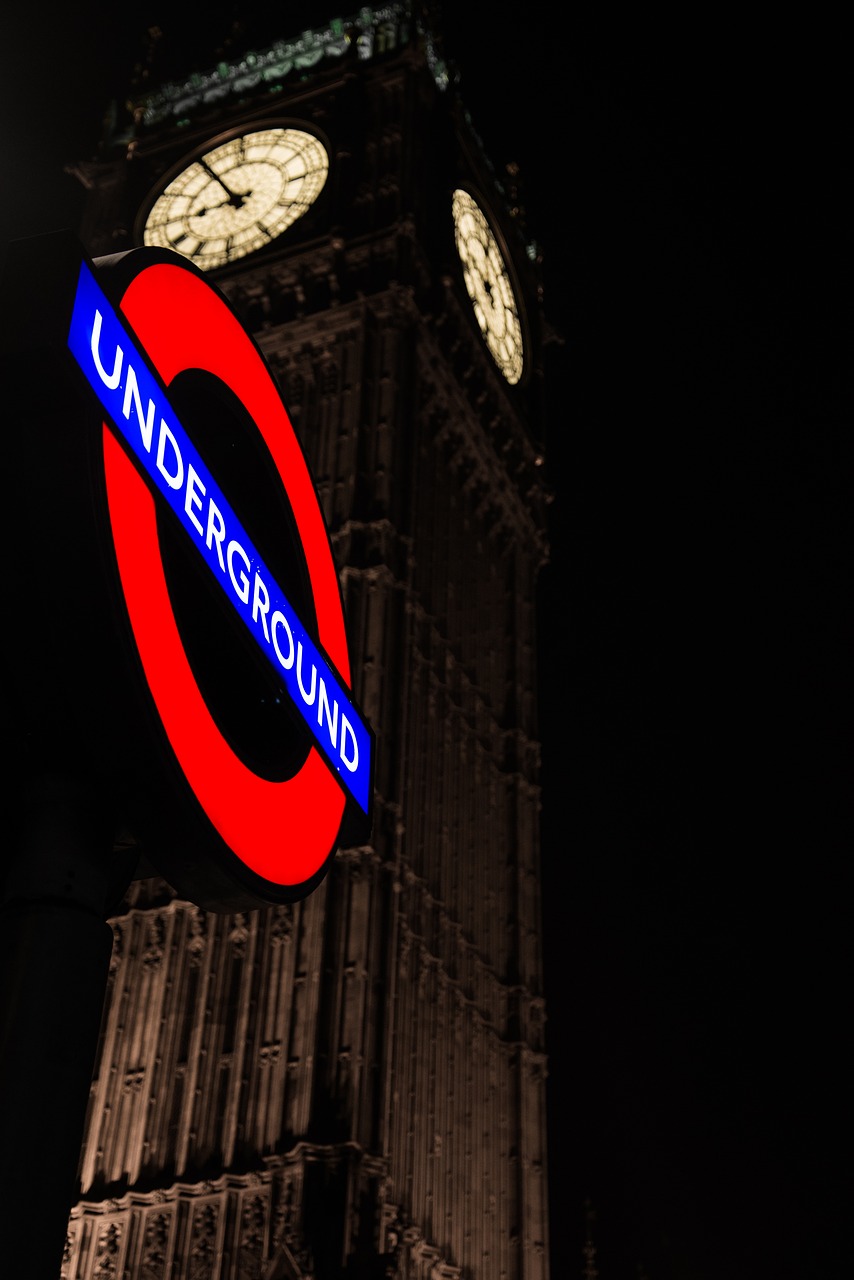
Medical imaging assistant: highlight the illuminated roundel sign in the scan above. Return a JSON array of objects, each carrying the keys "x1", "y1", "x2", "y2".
[{"x1": 67, "y1": 249, "x2": 373, "y2": 906}]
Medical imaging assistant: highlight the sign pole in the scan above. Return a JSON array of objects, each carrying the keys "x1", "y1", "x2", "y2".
[{"x1": 0, "y1": 775, "x2": 136, "y2": 1272}]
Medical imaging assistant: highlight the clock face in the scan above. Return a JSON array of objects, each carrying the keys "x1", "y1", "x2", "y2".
[
  {"x1": 451, "y1": 189, "x2": 524, "y2": 385},
  {"x1": 141, "y1": 127, "x2": 329, "y2": 270}
]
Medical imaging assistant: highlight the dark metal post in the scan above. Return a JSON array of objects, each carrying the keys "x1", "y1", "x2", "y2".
[{"x1": 0, "y1": 776, "x2": 136, "y2": 1274}]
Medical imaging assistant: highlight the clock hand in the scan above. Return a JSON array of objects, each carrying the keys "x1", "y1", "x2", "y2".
[
  {"x1": 195, "y1": 197, "x2": 233, "y2": 217},
  {"x1": 199, "y1": 158, "x2": 252, "y2": 208}
]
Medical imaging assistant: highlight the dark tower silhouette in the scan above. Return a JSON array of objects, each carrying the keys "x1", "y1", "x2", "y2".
[{"x1": 60, "y1": 6, "x2": 553, "y2": 1276}]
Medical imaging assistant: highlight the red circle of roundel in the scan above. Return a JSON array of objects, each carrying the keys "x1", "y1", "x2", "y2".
[{"x1": 102, "y1": 260, "x2": 347, "y2": 888}]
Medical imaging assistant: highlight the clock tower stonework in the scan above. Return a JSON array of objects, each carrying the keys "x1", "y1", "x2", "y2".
[{"x1": 63, "y1": 7, "x2": 552, "y2": 1278}]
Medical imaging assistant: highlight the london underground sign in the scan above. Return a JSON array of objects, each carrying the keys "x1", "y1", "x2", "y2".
[
  {"x1": 69, "y1": 259, "x2": 371, "y2": 805},
  {"x1": 32, "y1": 240, "x2": 373, "y2": 905}
]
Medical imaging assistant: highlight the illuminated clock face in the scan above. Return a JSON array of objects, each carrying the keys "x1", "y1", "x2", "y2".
[
  {"x1": 141, "y1": 127, "x2": 329, "y2": 270},
  {"x1": 451, "y1": 188, "x2": 524, "y2": 385}
]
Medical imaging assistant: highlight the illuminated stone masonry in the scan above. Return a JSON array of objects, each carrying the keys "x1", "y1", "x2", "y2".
[{"x1": 65, "y1": 1152, "x2": 462, "y2": 1279}]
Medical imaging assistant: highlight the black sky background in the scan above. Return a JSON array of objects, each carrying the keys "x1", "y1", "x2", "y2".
[{"x1": 2, "y1": 6, "x2": 851, "y2": 1278}]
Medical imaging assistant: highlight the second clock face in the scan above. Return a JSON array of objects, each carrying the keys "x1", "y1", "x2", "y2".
[
  {"x1": 141, "y1": 127, "x2": 330, "y2": 270},
  {"x1": 452, "y1": 188, "x2": 524, "y2": 385}
]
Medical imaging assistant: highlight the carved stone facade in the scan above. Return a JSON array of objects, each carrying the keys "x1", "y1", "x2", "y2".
[{"x1": 62, "y1": 6, "x2": 551, "y2": 1277}]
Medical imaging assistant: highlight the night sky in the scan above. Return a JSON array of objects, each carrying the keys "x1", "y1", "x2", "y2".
[{"x1": 2, "y1": 6, "x2": 850, "y2": 1278}]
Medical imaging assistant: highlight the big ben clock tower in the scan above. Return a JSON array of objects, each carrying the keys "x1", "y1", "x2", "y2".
[{"x1": 62, "y1": 5, "x2": 552, "y2": 1277}]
